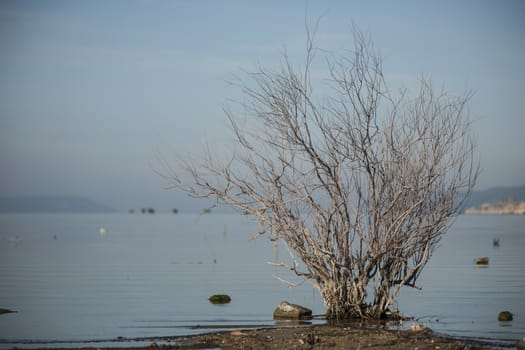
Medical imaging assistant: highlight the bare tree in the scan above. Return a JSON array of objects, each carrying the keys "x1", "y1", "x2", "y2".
[{"x1": 165, "y1": 29, "x2": 478, "y2": 320}]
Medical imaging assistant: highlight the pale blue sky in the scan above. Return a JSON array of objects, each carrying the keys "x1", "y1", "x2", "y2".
[{"x1": 1, "y1": 0, "x2": 524, "y2": 211}]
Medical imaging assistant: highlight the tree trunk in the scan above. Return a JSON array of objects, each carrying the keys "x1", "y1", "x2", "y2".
[{"x1": 320, "y1": 278, "x2": 372, "y2": 320}]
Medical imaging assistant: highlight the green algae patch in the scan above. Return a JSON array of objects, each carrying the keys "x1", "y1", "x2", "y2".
[
  {"x1": 498, "y1": 311, "x2": 513, "y2": 321},
  {"x1": 209, "y1": 294, "x2": 231, "y2": 304}
]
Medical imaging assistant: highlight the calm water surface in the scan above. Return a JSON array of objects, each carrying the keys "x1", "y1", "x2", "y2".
[{"x1": 0, "y1": 213, "x2": 523, "y2": 348}]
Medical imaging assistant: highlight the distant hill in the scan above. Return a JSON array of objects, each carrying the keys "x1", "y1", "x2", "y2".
[
  {"x1": 464, "y1": 185, "x2": 525, "y2": 211},
  {"x1": 2, "y1": 187, "x2": 521, "y2": 214},
  {"x1": 0, "y1": 195, "x2": 116, "y2": 213}
]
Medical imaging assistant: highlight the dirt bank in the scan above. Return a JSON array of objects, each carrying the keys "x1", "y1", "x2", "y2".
[{"x1": 36, "y1": 324, "x2": 507, "y2": 350}]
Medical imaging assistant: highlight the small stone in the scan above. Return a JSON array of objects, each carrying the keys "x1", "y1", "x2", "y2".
[
  {"x1": 498, "y1": 311, "x2": 513, "y2": 321},
  {"x1": 474, "y1": 257, "x2": 489, "y2": 265},
  {"x1": 230, "y1": 331, "x2": 246, "y2": 336},
  {"x1": 516, "y1": 337, "x2": 525, "y2": 350}
]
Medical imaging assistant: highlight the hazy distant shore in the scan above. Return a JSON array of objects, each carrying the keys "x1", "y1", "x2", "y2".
[{"x1": 465, "y1": 199, "x2": 525, "y2": 215}]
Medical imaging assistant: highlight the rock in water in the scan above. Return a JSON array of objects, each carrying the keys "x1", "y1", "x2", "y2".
[
  {"x1": 273, "y1": 301, "x2": 312, "y2": 320},
  {"x1": 208, "y1": 294, "x2": 231, "y2": 304},
  {"x1": 498, "y1": 311, "x2": 513, "y2": 321},
  {"x1": 474, "y1": 257, "x2": 489, "y2": 265},
  {"x1": 0, "y1": 308, "x2": 17, "y2": 315}
]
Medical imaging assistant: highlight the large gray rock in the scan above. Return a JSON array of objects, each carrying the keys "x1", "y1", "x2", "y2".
[{"x1": 273, "y1": 301, "x2": 312, "y2": 320}]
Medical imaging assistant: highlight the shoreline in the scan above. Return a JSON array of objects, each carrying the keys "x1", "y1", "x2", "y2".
[{"x1": 21, "y1": 324, "x2": 516, "y2": 350}]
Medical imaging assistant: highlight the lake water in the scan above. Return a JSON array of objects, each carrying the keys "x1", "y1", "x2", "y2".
[{"x1": 0, "y1": 213, "x2": 523, "y2": 348}]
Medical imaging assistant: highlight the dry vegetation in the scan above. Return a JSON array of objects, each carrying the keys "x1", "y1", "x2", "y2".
[{"x1": 165, "y1": 27, "x2": 478, "y2": 320}]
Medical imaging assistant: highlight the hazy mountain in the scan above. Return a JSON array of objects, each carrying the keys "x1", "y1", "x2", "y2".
[
  {"x1": 0, "y1": 195, "x2": 116, "y2": 213},
  {"x1": 1, "y1": 186, "x2": 522, "y2": 214}
]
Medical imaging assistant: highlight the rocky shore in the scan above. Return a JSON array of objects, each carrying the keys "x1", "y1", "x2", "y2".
[{"x1": 34, "y1": 324, "x2": 511, "y2": 350}]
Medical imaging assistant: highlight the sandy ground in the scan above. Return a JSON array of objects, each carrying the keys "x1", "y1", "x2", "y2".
[{"x1": 35, "y1": 324, "x2": 510, "y2": 350}]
